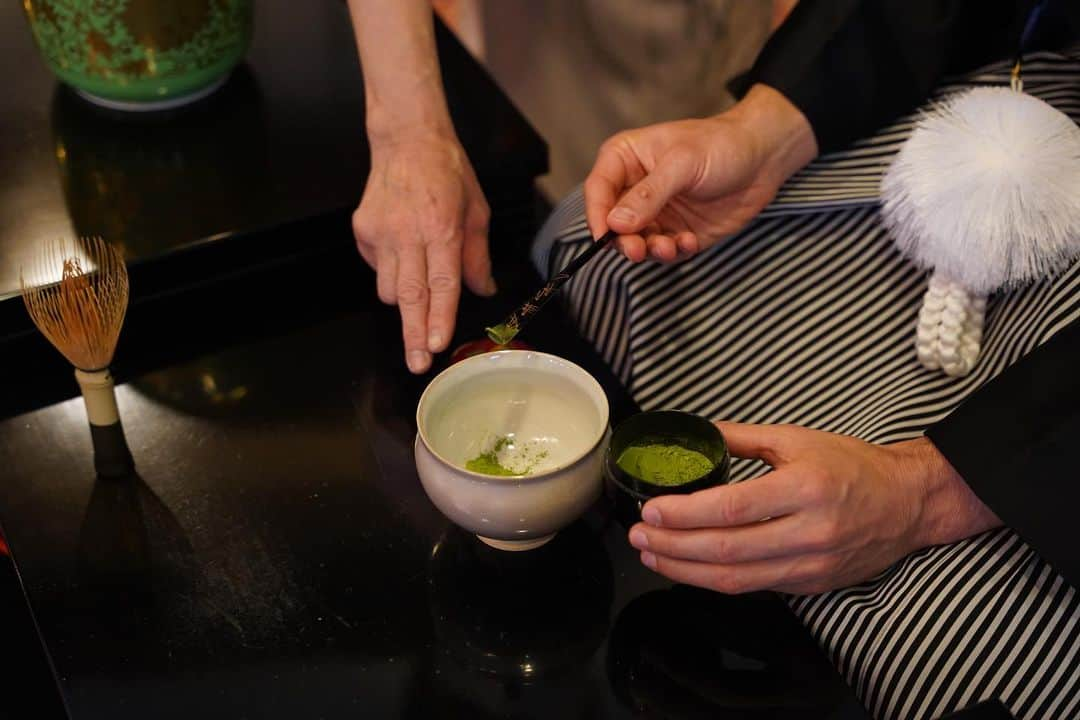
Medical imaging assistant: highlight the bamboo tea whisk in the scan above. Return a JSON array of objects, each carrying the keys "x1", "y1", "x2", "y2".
[{"x1": 21, "y1": 237, "x2": 134, "y2": 476}]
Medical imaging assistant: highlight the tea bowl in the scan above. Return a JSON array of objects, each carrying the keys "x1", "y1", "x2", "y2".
[{"x1": 415, "y1": 350, "x2": 609, "y2": 551}]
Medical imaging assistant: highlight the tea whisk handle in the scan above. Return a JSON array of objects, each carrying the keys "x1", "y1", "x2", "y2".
[{"x1": 75, "y1": 369, "x2": 134, "y2": 478}]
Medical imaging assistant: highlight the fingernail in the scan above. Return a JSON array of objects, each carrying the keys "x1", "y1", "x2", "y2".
[
  {"x1": 642, "y1": 505, "x2": 662, "y2": 526},
  {"x1": 641, "y1": 551, "x2": 657, "y2": 570},
  {"x1": 428, "y1": 332, "x2": 443, "y2": 352},
  {"x1": 483, "y1": 276, "x2": 498, "y2": 296},
  {"x1": 407, "y1": 350, "x2": 431, "y2": 373},
  {"x1": 629, "y1": 528, "x2": 648, "y2": 550},
  {"x1": 608, "y1": 207, "x2": 637, "y2": 226}
]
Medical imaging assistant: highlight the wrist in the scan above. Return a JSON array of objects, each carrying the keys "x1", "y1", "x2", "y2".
[
  {"x1": 367, "y1": 119, "x2": 460, "y2": 153},
  {"x1": 348, "y1": 0, "x2": 456, "y2": 146},
  {"x1": 725, "y1": 83, "x2": 818, "y2": 188},
  {"x1": 362, "y1": 49, "x2": 454, "y2": 143},
  {"x1": 894, "y1": 437, "x2": 1002, "y2": 549},
  {"x1": 366, "y1": 101, "x2": 456, "y2": 147}
]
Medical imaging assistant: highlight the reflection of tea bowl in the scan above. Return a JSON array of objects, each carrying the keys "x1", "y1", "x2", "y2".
[
  {"x1": 415, "y1": 350, "x2": 609, "y2": 551},
  {"x1": 426, "y1": 523, "x2": 612, "y2": 683}
]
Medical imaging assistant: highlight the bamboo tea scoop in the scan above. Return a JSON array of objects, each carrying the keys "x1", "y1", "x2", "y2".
[{"x1": 486, "y1": 229, "x2": 616, "y2": 345}]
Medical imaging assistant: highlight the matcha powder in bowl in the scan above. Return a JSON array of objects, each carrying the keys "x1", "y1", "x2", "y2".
[{"x1": 465, "y1": 436, "x2": 550, "y2": 477}]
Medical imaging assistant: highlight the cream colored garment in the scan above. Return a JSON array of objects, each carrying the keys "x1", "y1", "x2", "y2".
[{"x1": 480, "y1": 0, "x2": 773, "y2": 198}]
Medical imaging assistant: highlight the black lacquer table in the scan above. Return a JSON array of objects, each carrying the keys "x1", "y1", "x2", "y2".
[{"x1": 0, "y1": 250, "x2": 869, "y2": 719}]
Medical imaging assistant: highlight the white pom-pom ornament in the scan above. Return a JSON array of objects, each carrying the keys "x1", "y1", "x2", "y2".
[{"x1": 882, "y1": 85, "x2": 1080, "y2": 376}]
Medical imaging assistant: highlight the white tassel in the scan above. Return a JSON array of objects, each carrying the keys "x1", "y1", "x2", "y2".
[{"x1": 882, "y1": 86, "x2": 1080, "y2": 376}]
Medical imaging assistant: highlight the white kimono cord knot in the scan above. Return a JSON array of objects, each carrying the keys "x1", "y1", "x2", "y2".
[{"x1": 915, "y1": 271, "x2": 985, "y2": 377}]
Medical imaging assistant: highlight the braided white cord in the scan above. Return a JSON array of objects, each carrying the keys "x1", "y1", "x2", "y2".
[{"x1": 915, "y1": 272, "x2": 985, "y2": 377}]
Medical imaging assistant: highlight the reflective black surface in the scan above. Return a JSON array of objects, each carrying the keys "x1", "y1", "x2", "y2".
[
  {"x1": 0, "y1": 535, "x2": 69, "y2": 719},
  {"x1": 0, "y1": 230, "x2": 869, "y2": 717}
]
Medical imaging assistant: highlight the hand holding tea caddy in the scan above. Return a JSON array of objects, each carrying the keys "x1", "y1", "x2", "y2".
[{"x1": 626, "y1": 423, "x2": 1001, "y2": 595}]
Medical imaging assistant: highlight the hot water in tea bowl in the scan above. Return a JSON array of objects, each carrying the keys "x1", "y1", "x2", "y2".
[{"x1": 415, "y1": 350, "x2": 610, "y2": 551}]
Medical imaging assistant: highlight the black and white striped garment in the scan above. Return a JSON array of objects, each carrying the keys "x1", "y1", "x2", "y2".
[{"x1": 532, "y1": 51, "x2": 1080, "y2": 720}]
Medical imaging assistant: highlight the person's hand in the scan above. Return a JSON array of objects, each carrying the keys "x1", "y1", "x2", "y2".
[
  {"x1": 353, "y1": 130, "x2": 494, "y2": 374},
  {"x1": 628, "y1": 422, "x2": 1002, "y2": 595},
  {"x1": 584, "y1": 84, "x2": 818, "y2": 263}
]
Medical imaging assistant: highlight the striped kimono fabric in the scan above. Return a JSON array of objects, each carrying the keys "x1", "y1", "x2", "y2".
[{"x1": 533, "y1": 52, "x2": 1080, "y2": 720}]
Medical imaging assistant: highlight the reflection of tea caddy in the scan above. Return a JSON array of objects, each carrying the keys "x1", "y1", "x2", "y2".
[{"x1": 21, "y1": 237, "x2": 134, "y2": 477}]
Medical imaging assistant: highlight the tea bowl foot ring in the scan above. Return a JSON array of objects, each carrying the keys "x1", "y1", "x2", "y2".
[{"x1": 476, "y1": 534, "x2": 555, "y2": 552}]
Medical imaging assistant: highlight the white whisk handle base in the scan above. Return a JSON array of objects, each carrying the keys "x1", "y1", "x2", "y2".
[{"x1": 75, "y1": 368, "x2": 120, "y2": 427}]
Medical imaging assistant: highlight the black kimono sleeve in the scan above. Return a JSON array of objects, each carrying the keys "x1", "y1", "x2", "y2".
[
  {"x1": 925, "y1": 319, "x2": 1080, "y2": 587},
  {"x1": 739, "y1": 0, "x2": 1074, "y2": 153}
]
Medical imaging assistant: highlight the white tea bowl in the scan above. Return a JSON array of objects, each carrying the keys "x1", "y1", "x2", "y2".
[{"x1": 415, "y1": 350, "x2": 610, "y2": 551}]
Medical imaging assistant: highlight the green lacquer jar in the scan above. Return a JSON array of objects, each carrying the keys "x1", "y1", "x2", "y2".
[{"x1": 24, "y1": 0, "x2": 253, "y2": 111}]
